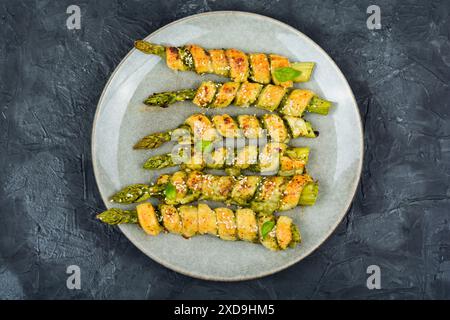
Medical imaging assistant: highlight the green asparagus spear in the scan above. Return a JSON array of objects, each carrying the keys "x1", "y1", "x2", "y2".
[
  {"x1": 109, "y1": 171, "x2": 318, "y2": 212},
  {"x1": 144, "y1": 89, "x2": 197, "y2": 107},
  {"x1": 142, "y1": 145, "x2": 310, "y2": 177},
  {"x1": 145, "y1": 89, "x2": 196, "y2": 106},
  {"x1": 134, "y1": 40, "x2": 165, "y2": 57},
  {"x1": 133, "y1": 113, "x2": 316, "y2": 150},
  {"x1": 97, "y1": 208, "x2": 138, "y2": 224},
  {"x1": 134, "y1": 40, "x2": 314, "y2": 86},
  {"x1": 109, "y1": 184, "x2": 163, "y2": 203},
  {"x1": 144, "y1": 82, "x2": 332, "y2": 116},
  {"x1": 96, "y1": 203, "x2": 301, "y2": 251}
]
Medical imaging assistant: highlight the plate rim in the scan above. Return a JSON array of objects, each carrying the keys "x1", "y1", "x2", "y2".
[{"x1": 91, "y1": 10, "x2": 364, "y2": 281}]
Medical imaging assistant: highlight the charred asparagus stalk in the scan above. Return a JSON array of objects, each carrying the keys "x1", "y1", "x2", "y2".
[
  {"x1": 144, "y1": 81, "x2": 332, "y2": 116},
  {"x1": 144, "y1": 142, "x2": 310, "y2": 177},
  {"x1": 110, "y1": 170, "x2": 318, "y2": 213},
  {"x1": 135, "y1": 40, "x2": 315, "y2": 87},
  {"x1": 97, "y1": 202, "x2": 301, "y2": 251},
  {"x1": 134, "y1": 113, "x2": 316, "y2": 150}
]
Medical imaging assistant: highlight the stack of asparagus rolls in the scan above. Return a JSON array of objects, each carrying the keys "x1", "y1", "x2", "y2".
[
  {"x1": 133, "y1": 113, "x2": 314, "y2": 176},
  {"x1": 97, "y1": 40, "x2": 333, "y2": 251}
]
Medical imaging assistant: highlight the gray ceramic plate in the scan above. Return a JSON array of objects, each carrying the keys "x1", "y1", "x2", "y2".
[{"x1": 92, "y1": 11, "x2": 363, "y2": 281}]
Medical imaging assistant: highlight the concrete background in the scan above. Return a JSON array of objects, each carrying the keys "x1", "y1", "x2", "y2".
[{"x1": 0, "y1": 0, "x2": 449, "y2": 299}]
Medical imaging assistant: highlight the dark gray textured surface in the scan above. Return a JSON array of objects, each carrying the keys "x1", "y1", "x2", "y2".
[{"x1": 0, "y1": 0, "x2": 449, "y2": 299}]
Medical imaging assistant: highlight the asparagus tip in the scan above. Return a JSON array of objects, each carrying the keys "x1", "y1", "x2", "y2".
[
  {"x1": 144, "y1": 89, "x2": 196, "y2": 107},
  {"x1": 133, "y1": 132, "x2": 172, "y2": 149},
  {"x1": 134, "y1": 40, "x2": 165, "y2": 56},
  {"x1": 143, "y1": 154, "x2": 175, "y2": 170},
  {"x1": 110, "y1": 184, "x2": 151, "y2": 204}
]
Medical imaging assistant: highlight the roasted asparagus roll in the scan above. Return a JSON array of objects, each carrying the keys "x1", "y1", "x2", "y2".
[
  {"x1": 110, "y1": 171, "x2": 318, "y2": 213},
  {"x1": 134, "y1": 113, "x2": 316, "y2": 150},
  {"x1": 144, "y1": 81, "x2": 332, "y2": 116},
  {"x1": 97, "y1": 203, "x2": 301, "y2": 251},
  {"x1": 144, "y1": 142, "x2": 310, "y2": 177},
  {"x1": 135, "y1": 40, "x2": 315, "y2": 87}
]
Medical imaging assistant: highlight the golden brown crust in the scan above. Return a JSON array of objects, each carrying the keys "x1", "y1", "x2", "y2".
[
  {"x1": 234, "y1": 82, "x2": 263, "y2": 107},
  {"x1": 209, "y1": 49, "x2": 229, "y2": 76},
  {"x1": 185, "y1": 113, "x2": 217, "y2": 141},
  {"x1": 212, "y1": 114, "x2": 241, "y2": 138},
  {"x1": 211, "y1": 82, "x2": 240, "y2": 108},
  {"x1": 197, "y1": 203, "x2": 217, "y2": 235},
  {"x1": 179, "y1": 205, "x2": 198, "y2": 238},
  {"x1": 276, "y1": 216, "x2": 293, "y2": 250},
  {"x1": 263, "y1": 114, "x2": 289, "y2": 142},
  {"x1": 226, "y1": 49, "x2": 249, "y2": 82},
  {"x1": 137, "y1": 203, "x2": 162, "y2": 236},
  {"x1": 235, "y1": 208, "x2": 258, "y2": 242},
  {"x1": 160, "y1": 204, "x2": 183, "y2": 234},
  {"x1": 237, "y1": 114, "x2": 263, "y2": 139},
  {"x1": 279, "y1": 174, "x2": 313, "y2": 210},
  {"x1": 186, "y1": 171, "x2": 204, "y2": 192},
  {"x1": 187, "y1": 45, "x2": 213, "y2": 74},
  {"x1": 257, "y1": 84, "x2": 287, "y2": 111},
  {"x1": 215, "y1": 207, "x2": 237, "y2": 241},
  {"x1": 280, "y1": 89, "x2": 315, "y2": 117},
  {"x1": 249, "y1": 53, "x2": 271, "y2": 84},
  {"x1": 192, "y1": 81, "x2": 217, "y2": 107},
  {"x1": 166, "y1": 47, "x2": 186, "y2": 71}
]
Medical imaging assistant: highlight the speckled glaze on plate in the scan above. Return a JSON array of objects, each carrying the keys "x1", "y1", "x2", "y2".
[{"x1": 92, "y1": 11, "x2": 363, "y2": 281}]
